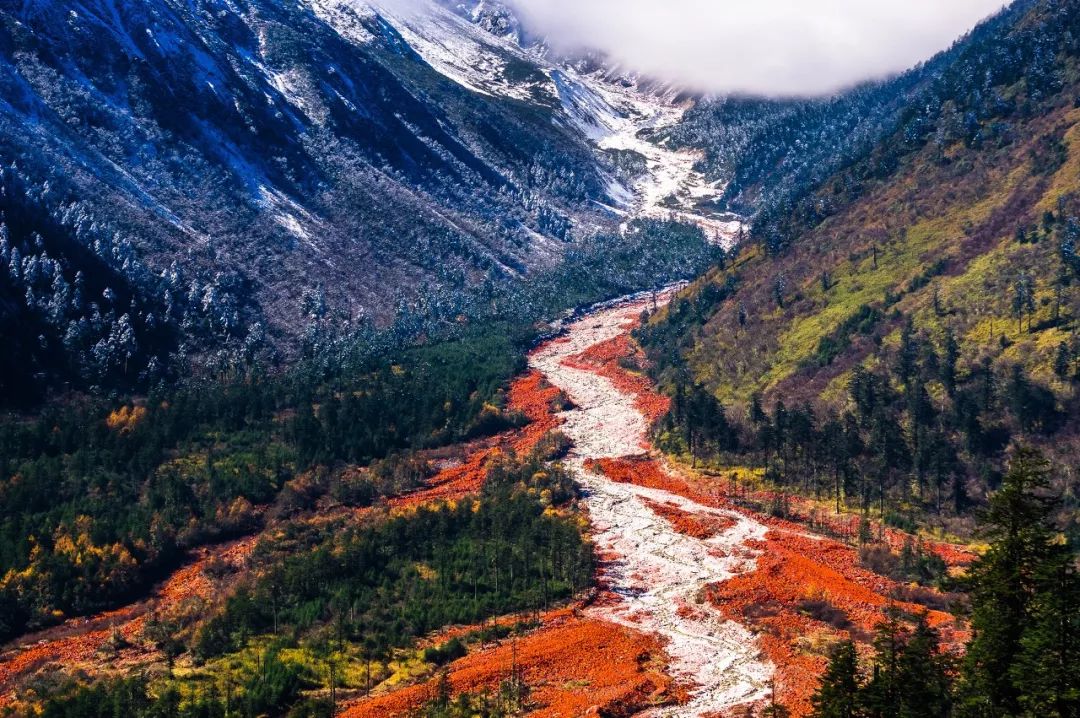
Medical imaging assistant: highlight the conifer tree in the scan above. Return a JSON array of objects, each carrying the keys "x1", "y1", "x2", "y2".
[
  {"x1": 958, "y1": 448, "x2": 1058, "y2": 717},
  {"x1": 863, "y1": 611, "x2": 905, "y2": 718},
  {"x1": 1011, "y1": 533, "x2": 1080, "y2": 717},
  {"x1": 898, "y1": 615, "x2": 954, "y2": 718},
  {"x1": 810, "y1": 641, "x2": 862, "y2": 718}
]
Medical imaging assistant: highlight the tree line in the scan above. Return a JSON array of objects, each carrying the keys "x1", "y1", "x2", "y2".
[
  {"x1": 810, "y1": 449, "x2": 1080, "y2": 718},
  {"x1": 650, "y1": 312, "x2": 1071, "y2": 531}
]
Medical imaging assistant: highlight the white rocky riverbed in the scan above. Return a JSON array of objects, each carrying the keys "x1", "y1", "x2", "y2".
[{"x1": 529, "y1": 295, "x2": 773, "y2": 716}]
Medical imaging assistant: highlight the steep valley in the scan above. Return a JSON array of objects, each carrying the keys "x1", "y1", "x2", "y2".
[
  {"x1": 4, "y1": 1, "x2": 1080, "y2": 716},
  {"x1": 0, "y1": 291, "x2": 972, "y2": 717}
]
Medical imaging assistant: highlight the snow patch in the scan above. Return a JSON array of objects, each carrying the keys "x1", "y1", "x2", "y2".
[
  {"x1": 313, "y1": 0, "x2": 553, "y2": 102},
  {"x1": 257, "y1": 186, "x2": 323, "y2": 252},
  {"x1": 550, "y1": 68, "x2": 744, "y2": 246},
  {"x1": 310, "y1": 0, "x2": 746, "y2": 249},
  {"x1": 308, "y1": 0, "x2": 380, "y2": 45}
]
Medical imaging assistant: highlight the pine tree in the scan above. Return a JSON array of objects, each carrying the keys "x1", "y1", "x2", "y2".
[
  {"x1": 897, "y1": 615, "x2": 953, "y2": 718},
  {"x1": 863, "y1": 611, "x2": 905, "y2": 718},
  {"x1": 773, "y1": 273, "x2": 787, "y2": 309},
  {"x1": 896, "y1": 320, "x2": 918, "y2": 386},
  {"x1": 810, "y1": 640, "x2": 863, "y2": 718},
  {"x1": 1011, "y1": 534, "x2": 1080, "y2": 717},
  {"x1": 1054, "y1": 341, "x2": 1072, "y2": 379},
  {"x1": 958, "y1": 448, "x2": 1058, "y2": 717},
  {"x1": 941, "y1": 329, "x2": 960, "y2": 396},
  {"x1": 1012, "y1": 274, "x2": 1036, "y2": 333}
]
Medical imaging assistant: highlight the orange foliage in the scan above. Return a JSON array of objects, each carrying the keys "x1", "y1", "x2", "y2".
[
  {"x1": 388, "y1": 448, "x2": 495, "y2": 511},
  {"x1": 587, "y1": 457, "x2": 725, "y2": 509},
  {"x1": 706, "y1": 526, "x2": 963, "y2": 717},
  {"x1": 341, "y1": 610, "x2": 680, "y2": 718},
  {"x1": 587, "y1": 456, "x2": 967, "y2": 718},
  {"x1": 105, "y1": 405, "x2": 147, "y2": 433},
  {"x1": 717, "y1": 478, "x2": 976, "y2": 569},
  {"x1": 591, "y1": 457, "x2": 973, "y2": 570},
  {"x1": 388, "y1": 371, "x2": 563, "y2": 511},
  {"x1": 505, "y1": 371, "x2": 563, "y2": 453},
  {"x1": 0, "y1": 537, "x2": 256, "y2": 708},
  {"x1": 639, "y1": 497, "x2": 734, "y2": 539},
  {"x1": 561, "y1": 334, "x2": 670, "y2": 424},
  {"x1": 3, "y1": 302, "x2": 977, "y2": 718}
]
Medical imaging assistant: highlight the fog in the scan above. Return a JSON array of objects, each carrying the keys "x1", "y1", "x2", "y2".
[{"x1": 504, "y1": 0, "x2": 1008, "y2": 96}]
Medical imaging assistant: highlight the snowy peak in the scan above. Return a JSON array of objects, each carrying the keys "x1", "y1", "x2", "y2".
[
  {"x1": 312, "y1": 0, "x2": 557, "y2": 102},
  {"x1": 307, "y1": 0, "x2": 736, "y2": 240},
  {"x1": 460, "y1": 0, "x2": 525, "y2": 43}
]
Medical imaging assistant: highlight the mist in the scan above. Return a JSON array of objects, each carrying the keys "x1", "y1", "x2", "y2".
[{"x1": 504, "y1": 0, "x2": 1008, "y2": 96}]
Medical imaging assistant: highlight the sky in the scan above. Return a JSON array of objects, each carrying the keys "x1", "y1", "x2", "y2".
[{"x1": 503, "y1": 0, "x2": 1009, "y2": 96}]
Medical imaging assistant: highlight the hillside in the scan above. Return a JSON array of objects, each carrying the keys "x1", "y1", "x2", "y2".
[
  {"x1": 663, "y1": 3, "x2": 1040, "y2": 223},
  {"x1": 4, "y1": 2, "x2": 1080, "y2": 718},
  {"x1": 639, "y1": 0, "x2": 1080, "y2": 535},
  {"x1": 0, "y1": 0, "x2": 731, "y2": 405}
]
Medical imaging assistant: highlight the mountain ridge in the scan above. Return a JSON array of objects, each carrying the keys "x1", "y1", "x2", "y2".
[{"x1": 0, "y1": 0, "x2": 728, "y2": 404}]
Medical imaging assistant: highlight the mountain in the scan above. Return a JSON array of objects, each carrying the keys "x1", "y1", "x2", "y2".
[
  {"x1": 639, "y1": 0, "x2": 1080, "y2": 533},
  {"x1": 0, "y1": 0, "x2": 731, "y2": 404},
  {"x1": 662, "y1": 4, "x2": 1030, "y2": 225},
  {"x1": 5, "y1": 3, "x2": 1080, "y2": 718}
]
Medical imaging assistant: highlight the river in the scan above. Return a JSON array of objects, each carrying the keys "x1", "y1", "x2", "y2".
[{"x1": 530, "y1": 292, "x2": 774, "y2": 716}]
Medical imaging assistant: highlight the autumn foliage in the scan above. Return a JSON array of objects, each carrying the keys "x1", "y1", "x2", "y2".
[
  {"x1": 562, "y1": 333, "x2": 670, "y2": 424},
  {"x1": 341, "y1": 610, "x2": 680, "y2": 718},
  {"x1": 585, "y1": 456, "x2": 966, "y2": 717}
]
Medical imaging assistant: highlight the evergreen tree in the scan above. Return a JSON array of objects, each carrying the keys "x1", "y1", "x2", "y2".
[
  {"x1": 896, "y1": 320, "x2": 918, "y2": 386},
  {"x1": 958, "y1": 448, "x2": 1058, "y2": 717},
  {"x1": 810, "y1": 641, "x2": 863, "y2": 718},
  {"x1": 1012, "y1": 274, "x2": 1036, "y2": 333},
  {"x1": 941, "y1": 329, "x2": 960, "y2": 396},
  {"x1": 1011, "y1": 534, "x2": 1080, "y2": 717},
  {"x1": 863, "y1": 611, "x2": 905, "y2": 718},
  {"x1": 810, "y1": 616, "x2": 953, "y2": 718},
  {"x1": 897, "y1": 615, "x2": 954, "y2": 718},
  {"x1": 1053, "y1": 341, "x2": 1072, "y2": 379}
]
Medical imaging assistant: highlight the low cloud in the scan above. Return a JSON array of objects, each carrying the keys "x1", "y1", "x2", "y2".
[{"x1": 506, "y1": 0, "x2": 1008, "y2": 96}]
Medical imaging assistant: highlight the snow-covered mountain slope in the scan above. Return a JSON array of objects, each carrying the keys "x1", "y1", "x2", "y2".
[
  {"x1": 333, "y1": 0, "x2": 742, "y2": 242},
  {"x1": 0, "y1": 0, "x2": 732, "y2": 398}
]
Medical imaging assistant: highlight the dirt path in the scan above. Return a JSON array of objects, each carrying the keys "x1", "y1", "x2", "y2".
[{"x1": 530, "y1": 295, "x2": 774, "y2": 716}]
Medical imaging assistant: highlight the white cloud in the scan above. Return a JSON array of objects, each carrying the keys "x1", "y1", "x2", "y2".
[{"x1": 505, "y1": 0, "x2": 1008, "y2": 96}]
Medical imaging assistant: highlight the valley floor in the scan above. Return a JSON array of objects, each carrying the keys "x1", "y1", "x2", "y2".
[
  {"x1": 0, "y1": 290, "x2": 973, "y2": 717},
  {"x1": 340, "y1": 290, "x2": 971, "y2": 717}
]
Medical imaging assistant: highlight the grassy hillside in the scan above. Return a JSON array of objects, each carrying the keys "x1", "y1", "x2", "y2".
[{"x1": 638, "y1": 0, "x2": 1080, "y2": 536}]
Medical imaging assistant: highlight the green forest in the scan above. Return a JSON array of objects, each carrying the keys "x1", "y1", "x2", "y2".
[
  {"x1": 12, "y1": 448, "x2": 591, "y2": 718},
  {"x1": 0, "y1": 323, "x2": 527, "y2": 641}
]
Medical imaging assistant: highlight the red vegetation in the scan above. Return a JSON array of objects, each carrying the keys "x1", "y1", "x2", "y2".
[
  {"x1": 712, "y1": 476, "x2": 976, "y2": 569},
  {"x1": 0, "y1": 537, "x2": 256, "y2": 708},
  {"x1": 389, "y1": 371, "x2": 564, "y2": 511},
  {"x1": 561, "y1": 333, "x2": 670, "y2": 424},
  {"x1": 388, "y1": 447, "x2": 496, "y2": 511},
  {"x1": 639, "y1": 497, "x2": 735, "y2": 539},
  {"x1": 586, "y1": 457, "x2": 968, "y2": 717},
  {"x1": 341, "y1": 610, "x2": 681, "y2": 718},
  {"x1": 2, "y1": 303, "x2": 978, "y2": 718},
  {"x1": 706, "y1": 526, "x2": 964, "y2": 716},
  {"x1": 505, "y1": 370, "x2": 563, "y2": 453},
  {"x1": 587, "y1": 457, "x2": 725, "y2": 508}
]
